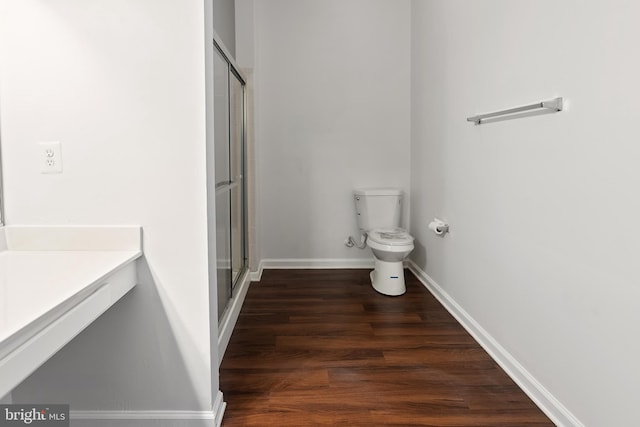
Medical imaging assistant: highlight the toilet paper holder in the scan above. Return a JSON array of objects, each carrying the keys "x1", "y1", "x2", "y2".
[{"x1": 429, "y1": 218, "x2": 449, "y2": 236}]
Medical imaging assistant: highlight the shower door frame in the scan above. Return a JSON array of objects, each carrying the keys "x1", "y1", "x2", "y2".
[{"x1": 212, "y1": 37, "x2": 248, "y2": 320}]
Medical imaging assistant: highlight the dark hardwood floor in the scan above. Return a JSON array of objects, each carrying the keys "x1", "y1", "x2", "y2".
[{"x1": 220, "y1": 269, "x2": 554, "y2": 426}]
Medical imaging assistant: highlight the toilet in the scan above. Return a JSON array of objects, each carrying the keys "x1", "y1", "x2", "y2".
[{"x1": 354, "y1": 188, "x2": 414, "y2": 296}]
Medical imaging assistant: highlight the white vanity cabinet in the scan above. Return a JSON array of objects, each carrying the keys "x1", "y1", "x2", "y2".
[{"x1": 0, "y1": 226, "x2": 142, "y2": 398}]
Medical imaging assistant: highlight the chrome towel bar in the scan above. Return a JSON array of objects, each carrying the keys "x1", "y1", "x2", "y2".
[{"x1": 467, "y1": 97, "x2": 563, "y2": 125}]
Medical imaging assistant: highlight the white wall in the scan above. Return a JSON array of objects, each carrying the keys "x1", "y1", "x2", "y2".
[
  {"x1": 235, "y1": 0, "x2": 255, "y2": 69},
  {"x1": 213, "y1": 0, "x2": 236, "y2": 58},
  {"x1": 0, "y1": 0, "x2": 217, "y2": 416},
  {"x1": 410, "y1": 1, "x2": 640, "y2": 425},
  {"x1": 253, "y1": 0, "x2": 411, "y2": 265}
]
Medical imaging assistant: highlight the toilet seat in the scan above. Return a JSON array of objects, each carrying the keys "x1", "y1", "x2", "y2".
[{"x1": 368, "y1": 228, "x2": 414, "y2": 246}]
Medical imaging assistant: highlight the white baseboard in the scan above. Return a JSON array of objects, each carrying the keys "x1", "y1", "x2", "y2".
[
  {"x1": 248, "y1": 258, "x2": 377, "y2": 283},
  {"x1": 212, "y1": 390, "x2": 226, "y2": 427},
  {"x1": 255, "y1": 258, "x2": 374, "y2": 274},
  {"x1": 248, "y1": 259, "x2": 415, "y2": 282},
  {"x1": 70, "y1": 392, "x2": 226, "y2": 427},
  {"x1": 218, "y1": 271, "x2": 252, "y2": 365},
  {"x1": 69, "y1": 411, "x2": 215, "y2": 427},
  {"x1": 248, "y1": 266, "x2": 263, "y2": 282},
  {"x1": 406, "y1": 260, "x2": 582, "y2": 427}
]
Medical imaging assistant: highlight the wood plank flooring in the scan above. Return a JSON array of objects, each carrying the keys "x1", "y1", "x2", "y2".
[{"x1": 220, "y1": 269, "x2": 554, "y2": 426}]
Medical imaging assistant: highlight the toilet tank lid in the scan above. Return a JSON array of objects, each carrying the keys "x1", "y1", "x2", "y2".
[{"x1": 354, "y1": 188, "x2": 403, "y2": 197}]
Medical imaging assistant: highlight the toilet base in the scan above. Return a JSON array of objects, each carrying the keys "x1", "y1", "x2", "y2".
[{"x1": 370, "y1": 259, "x2": 406, "y2": 296}]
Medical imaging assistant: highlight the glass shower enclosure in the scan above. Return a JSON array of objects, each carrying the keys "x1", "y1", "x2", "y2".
[{"x1": 211, "y1": 42, "x2": 247, "y2": 321}]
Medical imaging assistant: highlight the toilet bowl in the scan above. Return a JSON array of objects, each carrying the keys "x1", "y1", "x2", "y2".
[{"x1": 367, "y1": 228, "x2": 414, "y2": 296}]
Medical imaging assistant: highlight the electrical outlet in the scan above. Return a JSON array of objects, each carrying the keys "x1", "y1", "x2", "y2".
[{"x1": 39, "y1": 141, "x2": 63, "y2": 174}]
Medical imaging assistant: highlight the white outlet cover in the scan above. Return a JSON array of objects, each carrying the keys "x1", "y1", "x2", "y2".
[{"x1": 39, "y1": 141, "x2": 62, "y2": 174}]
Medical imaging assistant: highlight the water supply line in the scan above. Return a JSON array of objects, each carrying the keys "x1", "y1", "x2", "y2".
[{"x1": 345, "y1": 233, "x2": 367, "y2": 249}]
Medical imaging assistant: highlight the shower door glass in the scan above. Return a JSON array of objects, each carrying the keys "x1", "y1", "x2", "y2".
[
  {"x1": 213, "y1": 50, "x2": 232, "y2": 319},
  {"x1": 212, "y1": 46, "x2": 247, "y2": 321},
  {"x1": 229, "y1": 71, "x2": 245, "y2": 288}
]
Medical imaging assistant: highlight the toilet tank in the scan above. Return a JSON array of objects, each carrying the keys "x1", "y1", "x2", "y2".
[{"x1": 354, "y1": 188, "x2": 403, "y2": 231}]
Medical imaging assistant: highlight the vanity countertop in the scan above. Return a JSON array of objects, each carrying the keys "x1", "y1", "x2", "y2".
[{"x1": 0, "y1": 226, "x2": 142, "y2": 398}]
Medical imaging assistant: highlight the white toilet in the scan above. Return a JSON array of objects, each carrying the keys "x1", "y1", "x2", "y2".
[{"x1": 354, "y1": 188, "x2": 414, "y2": 296}]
